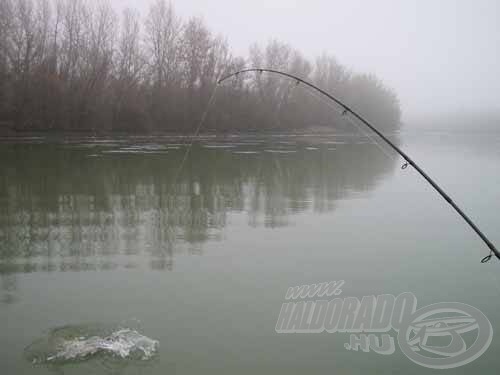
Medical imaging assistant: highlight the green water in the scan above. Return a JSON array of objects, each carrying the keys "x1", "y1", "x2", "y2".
[{"x1": 1, "y1": 132, "x2": 499, "y2": 374}]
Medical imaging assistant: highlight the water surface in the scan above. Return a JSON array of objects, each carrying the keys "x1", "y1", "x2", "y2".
[{"x1": 1, "y1": 132, "x2": 499, "y2": 374}]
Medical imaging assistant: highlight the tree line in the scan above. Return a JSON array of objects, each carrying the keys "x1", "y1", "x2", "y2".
[{"x1": 0, "y1": 0, "x2": 402, "y2": 133}]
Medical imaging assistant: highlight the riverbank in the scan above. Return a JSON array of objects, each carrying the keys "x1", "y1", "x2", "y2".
[{"x1": 0, "y1": 124, "x2": 365, "y2": 138}]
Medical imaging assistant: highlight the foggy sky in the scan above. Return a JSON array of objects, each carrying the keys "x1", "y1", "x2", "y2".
[{"x1": 112, "y1": 0, "x2": 500, "y2": 121}]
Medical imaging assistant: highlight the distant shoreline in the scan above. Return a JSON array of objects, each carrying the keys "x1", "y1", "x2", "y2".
[
  {"x1": 3, "y1": 123, "x2": 500, "y2": 138},
  {"x1": 0, "y1": 125, "x2": 366, "y2": 138}
]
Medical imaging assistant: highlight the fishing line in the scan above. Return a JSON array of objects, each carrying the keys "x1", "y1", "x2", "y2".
[
  {"x1": 306, "y1": 86, "x2": 394, "y2": 159},
  {"x1": 300, "y1": 83, "x2": 395, "y2": 160},
  {"x1": 218, "y1": 68, "x2": 500, "y2": 263},
  {"x1": 161, "y1": 82, "x2": 219, "y2": 242},
  {"x1": 171, "y1": 85, "x2": 219, "y2": 186}
]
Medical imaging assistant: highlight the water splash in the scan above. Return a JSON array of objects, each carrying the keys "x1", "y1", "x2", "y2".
[{"x1": 25, "y1": 325, "x2": 159, "y2": 365}]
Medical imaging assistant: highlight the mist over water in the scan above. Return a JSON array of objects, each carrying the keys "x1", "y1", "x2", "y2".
[{"x1": 112, "y1": 0, "x2": 500, "y2": 121}]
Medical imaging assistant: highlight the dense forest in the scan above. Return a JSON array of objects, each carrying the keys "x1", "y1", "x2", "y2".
[{"x1": 0, "y1": 0, "x2": 401, "y2": 133}]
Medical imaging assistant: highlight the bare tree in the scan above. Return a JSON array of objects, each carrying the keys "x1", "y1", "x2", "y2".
[
  {"x1": 0, "y1": 0, "x2": 14, "y2": 118},
  {"x1": 313, "y1": 54, "x2": 350, "y2": 92},
  {"x1": 78, "y1": 0, "x2": 117, "y2": 128},
  {"x1": 2, "y1": 0, "x2": 54, "y2": 127},
  {"x1": 0, "y1": 0, "x2": 13, "y2": 61},
  {"x1": 58, "y1": 0, "x2": 86, "y2": 82},
  {"x1": 145, "y1": 0, "x2": 181, "y2": 88},
  {"x1": 116, "y1": 8, "x2": 144, "y2": 84},
  {"x1": 0, "y1": 0, "x2": 401, "y2": 134},
  {"x1": 249, "y1": 40, "x2": 299, "y2": 128},
  {"x1": 144, "y1": 0, "x2": 182, "y2": 126},
  {"x1": 113, "y1": 8, "x2": 146, "y2": 129},
  {"x1": 178, "y1": 17, "x2": 214, "y2": 126},
  {"x1": 346, "y1": 73, "x2": 401, "y2": 131},
  {"x1": 180, "y1": 18, "x2": 210, "y2": 93}
]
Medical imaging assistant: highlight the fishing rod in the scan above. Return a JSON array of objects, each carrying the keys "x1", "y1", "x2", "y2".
[{"x1": 218, "y1": 68, "x2": 500, "y2": 263}]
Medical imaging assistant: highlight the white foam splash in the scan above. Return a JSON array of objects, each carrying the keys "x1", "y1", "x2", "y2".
[{"x1": 46, "y1": 329, "x2": 158, "y2": 362}]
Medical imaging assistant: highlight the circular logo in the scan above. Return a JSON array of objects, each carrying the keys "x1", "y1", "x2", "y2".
[{"x1": 397, "y1": 302, "x2": 492, "y2": 369}]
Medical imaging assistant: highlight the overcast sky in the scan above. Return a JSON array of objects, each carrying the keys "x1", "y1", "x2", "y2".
[{"x1": 112, "y1": 0, "x2": 500, "y2": 121}]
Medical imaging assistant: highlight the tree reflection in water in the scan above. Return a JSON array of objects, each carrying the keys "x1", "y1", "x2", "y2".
[{"x1": 0, "y1": 135, "x2": 399, "y2": 302}]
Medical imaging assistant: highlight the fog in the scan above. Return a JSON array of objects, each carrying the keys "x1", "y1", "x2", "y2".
[{"x1": 113, "y1": 0, "x2": 500, "y2": 122}]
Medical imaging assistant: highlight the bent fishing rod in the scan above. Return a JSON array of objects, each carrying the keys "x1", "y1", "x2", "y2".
[{"x1": 218, "y1": 68, "x2": 500, "y2": 263}]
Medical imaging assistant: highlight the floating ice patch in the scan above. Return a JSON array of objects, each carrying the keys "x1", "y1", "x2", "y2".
[
  {"x1": 119, "y1": 145, "x2": 169, "y2": 151},
  {"x1": 101, "y1": 150, "x2": 168, "y2": 155},
  {"x1": 227, "y1": 142, "x2": 262, "y2": 146},
  {"x1": 80, "y1": 139, "x2": 127, "y2": 144},
  {"x1": 25, "y1": 325, "x2": 159, "y2": 365},
  {"x1": 68, "y1": 143, "x2": 101, "y2": 148},
  {"x1": 101, "y1": 150, "x2": 136, "y2": 154},
  {"x1": 14, "y1": 137, "x2": 45, "y2": 140},
  {"x1": 324, "y1": 140, "x2": 347, "y2": 144},
  {"x1": 264, "y1": 150, "x2": 297, "y2": 154},
  {"x1": 139, "y1": 145, "x2": 168, "y2": 151},
  {"x1": 233, "y1": 151, "x2": 260, "y2": 155},
  {"x1": 203, "y1": 144, "x2": 236, "y2": 149}
]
